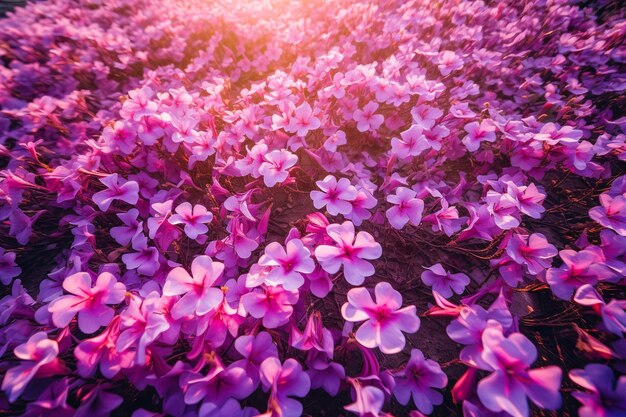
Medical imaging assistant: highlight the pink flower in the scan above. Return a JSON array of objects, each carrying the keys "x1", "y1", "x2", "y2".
[
  {"x1": 310, "y1": 175, "x2": 358, "y2": 216},
  {"x1": 121, "y1": 234, "x2": 160, "y2": 276},
  {"x1": 314, "y1": 220, "x2": 382, "y2": 285},
  {"x1": 48, "y1": 272, "x2": 126, "y2": 334},
  {"x1": 0, "y1": 248, "x2": 21, "y2": 285},
  {"x1": 1, "y1": 332, "x2": 62, "y2": 402},
  {"x1": 411, "y1": 104, "x2": 443, "y2": 130},
  {"x1": 421, "y1": 264, "x2": 470, "y2": 298},
  {"x1": 110, "y1": 209, "x2": 142, "y2": 246},
  {"x1": 323, "y1": 130, "x2": 347, "y2": 152},
  {"x1": 286, "y1": 102, "x2": 320, "y2": 137},
  {"x1": 74, "y1": 317, "x2": 131, "y2": 378},
  {"x1": 569, "y1": 364, "x2": 626, "y2": 417},
  {"x1": 393, "y1": 349, "x2": 448, "y2": 414},
  {"x1": 546, "y1": 248, "x2": 615, "y2": 300},
  {"x1": 182, "y1": 358, "x2": 254, "y2": 406},
  {"x1": 344, "y1": 379, "x2": 385, "y2": 417},
  {"x1": 574, "y1": 285, "x2": 626, "y2": 336},
  {"x1": 260, "y1": 357, "x2": 311, "y2": 417},
  {"x1": 120, "y1": 86, "x2": 158, "y2": 121},
  {"x1": 437, "y1": 50, "x2": 463, "y2": 76},
  {"x1": 386, "y1": 187, "x2": 424, "y2": 229},
  {"x1": 92, "y1": 174, "x2": 139, "y2": 212},
  {"x1": 241, "y1": 284, "x2": 299, "y2": 328},
  {"x1": 505, "y1": 233, "x2": 557, "y2": 275},
  {"x1": 258, "y1": 149, "x2": 297, "y2": 187},
  {"x1": 258, "y1": 238, "x2": 315, "y2": 290},
  {"x1": 353, "y1": 101, "x2": 384, "y2": 132},
  {"x1": 163, "y1": 255, "x2": 225, "y2": 319},
  {"x1": 589, "y1": 194, "x2": 626, "y2": 236},
  {"x1": 390, "y1": 125, "x2": 429, "y2": 159},
  {"x1": 462, "y1": 121, "x2": 496, "y2": 152},
  {"x1": 168, "y1": 202, "x2": 214, "y2": 240},
  {"x1": 476, "y1": 327, "x2": 562, "y2": 417},
  {"x1": 341, "y1": 282, "x2": 420, "y2": 354}
]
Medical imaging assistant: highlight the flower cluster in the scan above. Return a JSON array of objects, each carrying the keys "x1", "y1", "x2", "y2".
[{"x1": 0, "y1": 0, "x2": 625, "y2": 416}]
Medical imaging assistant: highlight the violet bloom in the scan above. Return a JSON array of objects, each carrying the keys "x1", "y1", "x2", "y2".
[
  {"x1": 314, "y1": 220, "x2": 382, "y2": 286},
  {"x1": 341, "y1": 282, "x2": 420, "y2": 354},
  {"x1": 353, "y1": 101, "x2": 384, "y2": 132},
  {"x1": 391, "y1": 124, "x2": 429, "y2": 159},
  {"x1": 286, "y1": 102, "x2": 321, "y2": 137},
  {"x1": 241, "y1": 284, "x2": 299, "y2": 328},
  {"x1": 589, "y1": 194, "x2": 626, "y2": 236},
  {"x1": 258, "y1": 149, "x2": 297, "y2": 187},
  {"x1": 386, "y1": 187, "x2": 424, "y2": 229},
  {"x1": 569, "y1": 364, "x2": 626, "y2": 417},
  {"x1": 421, "y1": 264, "x2": 470, "y2": 298},
  {"x1": 92, "y1": 173, "x2": 139, "y2": 212},
  {"x1": 48, "y1": 272, "x2": 126, "y2": 334},
  {"x1": 231, "y1": 332, "x2": 278, "y2": 388},
  {"x1": 1, "y1": 332, "x2": 62, "y2": 402},
  {"x1": 310, "y1": 175, "x2": 358, "y2": 216},
  {"x1": 393, "y1": 349, "x2": 448, "y2": 414},
  {"x1": 476, "y1": 327, "x2": 562, "y2": 417},
  {"x1": 0, "y1": 248, "x2": 21, "y2": 285},
  {"x1": 258, "y1": 238, "x2": 315, "y2": 290},
  {"x1": 110, "y1": 209, "x2": 142, "y2": 246},
  {"x1": 574, "y1": 285, "x2": 626, "y2": 336},
  {"x1": 411, "y1": 104, "x2": 443, "y2": 130},
  {"x1": 182, "y1": 359, "x2": 254, "y2": 406},
  {"x1": 546, "y1": 248, "x2": 615, "y2": 300},
  {"x1": 344, "y1": 379, "x2": 385, "y2": 417},
  {"x1": 121, "y1": 234, "x2": 160, "y2": 276},
  {"x1": 168, "y1": 202, "x2": 214, "y2": 240},
  {"x1": 462, "y1": 121, "x2": 496, "y2": 152},
  {"x1": 506, "y1": 232, "x2": 557, "y2": 275},
  {"x1": 260, "y1": 357, "x2": 311, "y2": 417},
  {"x1": 163, "y1": 255, "x2": 225, "y2": 319}
]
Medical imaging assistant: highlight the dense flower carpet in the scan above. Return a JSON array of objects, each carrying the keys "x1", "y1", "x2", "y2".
[{"x1": 0, "y1": 0, "x2": 625, "y2": 416}]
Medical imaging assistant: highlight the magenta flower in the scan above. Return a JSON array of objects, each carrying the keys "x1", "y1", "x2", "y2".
[
  {"x1": 391, "y1": 124, "x2": 429, "y2": 159},
  {"x1": 258, "y1": 149, "x2": 297, "y2": 187},
  {"x1": 48, "y1": 272, "x2": 126, "y2": 334},
  {"x1": 353, "y1": 101, "x2": 384, "y2": 132},
  {"x1": 462, "y1": 121, "x2": 496, "y2": 152},
  {"x1": 1, "y1": 332, "x2": 62, "y2": 402},
  {"x1": 0, "y1": 248, "x2": 21, "y2": 285},
  {"x1": 476, "y1": 327, "x2": 562, "y2": 417},
  {"x1": 310, "y1": 175, "x2": 358, "y2": 216},
  {"x1": 121, "y1": 234, "x2": 160, "y2": 276},
  {"x1": 314, "y1": 220, "x2": 382, "y2": 285},
  {"x1": 411, "y1": 104, "x2": 443, "y2": 130},
  {"x1": 569, "y1": 364, "x2": 626, "y2": 417},
  {"x1": 168, "y1": 202, "x2": 214, "y2": 240},
  {"x1": 74, "y1": 317, "x2": 130, "y2": 378},
  {"x1": 120, "y1": 86, "x2": 158, "y2": 121},
  {"x1": 163, "y1": 255, "x2": 225, "y2": 319},
  {"x1": 505, "y1": 232, "x2": 557, "y2": 275},
  {"x1": 258, "y1": 238, "x2": 315, "y2": 290},
  {"x1": 110, "y1": 209, "x2": 142, "y2": 246},
  {"x1": 589, "y1": 194, "x2": 626, "y2": 236},
  {"x1": 546, "y1": 248, "x2": 615, "y2": 300},
  {"x1": 421, "y1": 264, "x2": 470, "y2": 298},
  {"x1": 574, "y1": 285, "x2": 626, "y2": 336},
  {"x1": 393, "y1": 349, "x2": 448, "y2": 414},
  {"x1": 437, "y1": 50, "x2": 463, "y2": 75},
  {"x1": 260, "y1": 357, "x2": 311, "y2": 417},
  {"x1": 182, "y1": 359, "x2": 254, "y2": 406},
  {"x1": 92, "y1": 174, "x2": 139, "y2": 212},
  {"x1": 286, "y1": 102, "x2": 320, "y2": 137},
  {"x1": 241, "y1": 284, "x2": 299, "y2": 328},
  {"x1": 232, "y1": 332, "x2": 278, "y2": 387},
  {"x1": 341, "y1": 282, "x2": 420, "y2": 354},
  {"x1": 386, "y1": 187, "x2": 424, "y2": 229}
]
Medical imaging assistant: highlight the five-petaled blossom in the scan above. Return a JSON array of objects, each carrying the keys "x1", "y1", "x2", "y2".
[
  {"x1": 310, "y1": 175, "x2": 358, "y2": 216},
  {"x1": 421, "y1": 263, "x2": 470, "y2": 298},
  {"x1": 315, "y1": 220, "x2": 382, "y2": 285},
  {"x1": 386, "y1": 186, "x2": 424, "y2": 229},
  {"x1": 341, "y1": 282, "x2": 420, "y2": 354},
  {"x1": 258, "y1": 149, "x2": 298, "y2": 187},
  {"x1": 48, "y1": 272, "x2": 126, "y2": 334},
  {"x1": 168, "y1": 202, "x2": 214, "y2": 239},
  {"x1": 162, "y1": 255, "x2": 225, "y2": 319},
  {"x1": 258, "y1": 238, "x2": 315, "y2": 290}
]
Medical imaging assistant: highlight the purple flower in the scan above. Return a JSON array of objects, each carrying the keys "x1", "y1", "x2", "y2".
[
  {"x1": 393, "y1": 349, "x2": 448, "y2": 414},
  {"x1": 569, "y1": 364, "x2": 626, "y2": 417},
  {"x1": 258, "y1": 238, "x2": 315, "y2": 290},
  {"x1": 260, "y1": 357, "x2": 311, "y2": 417},
  {"x1": 341, "y1": 282, "x2": 420, "y2": 354},
  {"x1": 421, "y1": 263, "x2": 470, "y2": 298},
  {"x1": 353, "y1": 101, "x2": 384, "y2": 132},
  {"x1": 505, "y1": 232, "x2": 557, "y2": 275},
  {"x1": 314, "y1": 220, "x2": 382, "y2": 285},
  {"x1": 169, "y1": 202, "x2": 214, "y2": 240},
  {"x1": 0, "y1": 248, "x2": 21, "y2": 285},
  {"x1": 310, "y1": 175, "x2": 358, "y2": 216},
  {"x1": 258, "y1": 149, "x2": 297, "y2": 187},
  {"x1": 92, "y1": 174, "x2": 139, "y2": 212},
  {"x1": 589, "y1": 194, "x2": 626, "y2": 236}
]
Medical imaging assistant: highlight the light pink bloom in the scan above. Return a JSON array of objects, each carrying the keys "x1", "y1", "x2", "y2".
[
  {"x1": 462, "y1": 121, "x2": 496, "y2": 152},
  {"x1": 393, "y1": 349, "x2": 448, "y2": 414},
  {"x1": 341, "y1": 282, "x2": 420, "y2": 354},
  {"x1": 1, "y1": 332, "x2": 62, "y2": 402},
  {"x1": 48, "y1": 272, "x2": 126, "y2": 334},
  {"x1": 323, "y1": 130, "x2": 347, "y2": 152},
  {"x1": 437, "y1": 50, "x2": 463, "y2": 75},
  {"x1": 386, "y1": 187, "x2": 424, "y2": 229},
  {"x1": 74, "y1": 317, "x2": 131, "y2": 378},
  {"x1": 286, "y1": 102, "x2": 320, "y2": 137},
  {"x1": 391, "y1": 124, "x2": 429, "y2": 159},
  {"x1": 168, "y1": 202, "x2": 214, "y2": 240},
  {"x1": 235, "y1": 143, "x2": 268, "y2": 177},
  {"x1": 589, "y1": 194, "x2": 626, "y2": 236},
  {"x1": 92, "y1": 174, "x2": 139, "y2": 212},
  {"x1": 485, "y1": 190, "x2": 520, "y2": 230},
  {"x1": 411, "y1": 104, "x2": 443, "y2": 129},
  {"x1": 534, "y1": 122, "x2": 583, "y2": 145},
  {"x1": 258, "y1": 238, "x2": 315, "y2": 290},
  {"x1": 258, "y1": 149, "x2": 297, "y2": 187},
  {"x1": 421, "y1": 264, "x2": 470, "y2": 298},
  {"x1": 353, "y1": 101, "x2": 384, "y2": 132},
  {"x1": 310, "y1": 175, "x2": 358, "y2": 216},
  {"x1": 315, "y1": 221, "x2": 382, "y2": 285},
  {"x1": 346, "y1": 188, "x2": 377, "y2": 226},
  {"x1": 120, "y1": 86, "x2": 158, "y2": 121},
  {"x1": 241, "y1": 285, "x2": 299, "y2": 328},
  {"x1": 260, "y1": 357, "x2": 311, "y2": 417},
  {"x1": 163, "y1": 255, "x2": 225, "y2": 319},
  {"x1": 477, "y1": 327, "x2": 562, "y2": 417}
]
